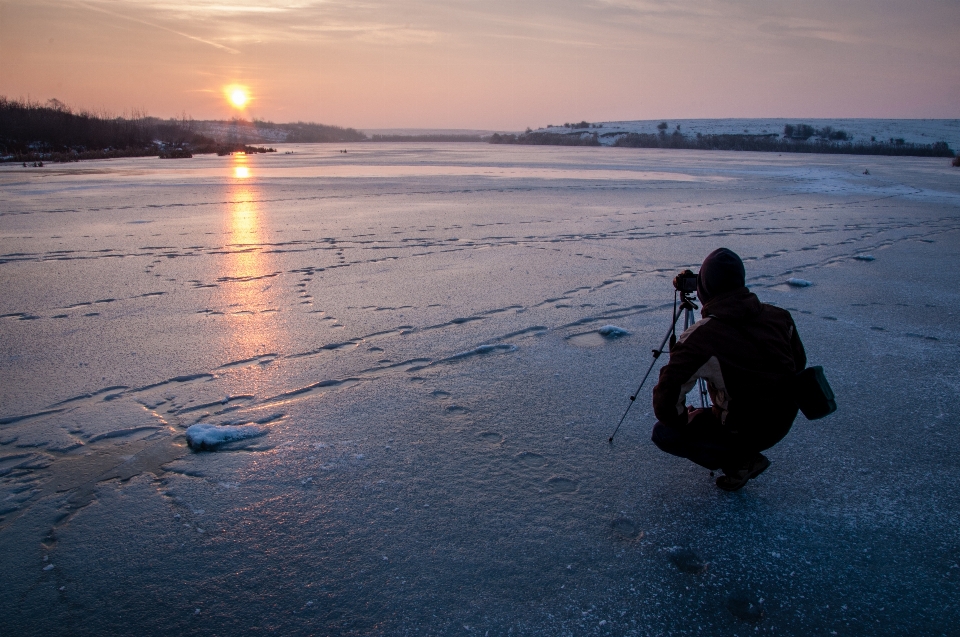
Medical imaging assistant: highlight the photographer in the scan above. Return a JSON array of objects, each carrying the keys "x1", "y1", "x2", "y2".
[{"x1": 651, "y1": 248, "x2": 806, "y2": 491}]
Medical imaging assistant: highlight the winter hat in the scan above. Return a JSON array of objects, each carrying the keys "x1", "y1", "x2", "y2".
[{"x1": 697, "y1": 248, "x2": 745, "y2": 303}]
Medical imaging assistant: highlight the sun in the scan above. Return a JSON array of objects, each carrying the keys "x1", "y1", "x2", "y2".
[
  {"x1": 230, "y1": 88, "x2": 248, "y2": 108},
  {"x1": 225, "y1": 85, "x2": 250, "y2": 109}
]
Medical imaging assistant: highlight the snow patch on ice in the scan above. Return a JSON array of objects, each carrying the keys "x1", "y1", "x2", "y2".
[
  {"x1": 186, "y1": 423, "x2": 267, "y2": 451},
  {"x1": 597, "y1": 325, "x2": 630, "y2": 338},
  {"x1": 787, "y1": 278, "x2": 813, "y2": 287}
]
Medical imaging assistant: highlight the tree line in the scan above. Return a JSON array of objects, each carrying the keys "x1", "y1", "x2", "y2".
[
  {"x1": 252, "y1": 119, "x2": 366, "y2": 143},
  {"x1": 0, "y1": 97, "x2": 275, "y2": 162},
  {"x1": 611, "y1": 131, "x2": 954, "y2": 157}
]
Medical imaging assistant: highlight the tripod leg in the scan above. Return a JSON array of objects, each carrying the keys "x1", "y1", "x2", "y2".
[
  {"x1": 607, "y1": 304, "x2": 685, "y2": 443},
  {"x1": 683, "y1": 307, "x2": 711, "y2": 409}
]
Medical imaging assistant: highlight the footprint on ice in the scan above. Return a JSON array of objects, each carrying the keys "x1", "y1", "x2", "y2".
[
  {"x1": 515, "y1": 451, "x2": 547, "y2": 467},
  {"x1": 854, "y1": 254, "x2": 876, "y2": 261},
  {"x1": 185, "y1": 423, "x2": 267, "y2": 451},
  {"x1": 786, "y1": 278, "x2": 813, "y2": 288},
  {"x1": 597, "y1": 325, "x2": 630, "y2": 339},
  {"x1": 726, "y1": 592, "x2": 764, "y2": 623},
  {"x1": 610, "y1": 517, "x2": 641, "y2": 539},
  {"x1": 431, "y1": 390, "x2": 452, "y2": 400},
  {"x1": 568, "y1": 324, "x2": 630, "y2": 347},
  {"x1": 445, "y1": 404, "x2": 469, "y2": 415},
  {"x1": 478, "y1": 431, "x2": 503, "y2": 445},
  {"x1": 668, "y1": 547, "x2": 707, "y2": 574},
  {"x1": 545, "y1": 476, "x2": 577, "y2": 493}
]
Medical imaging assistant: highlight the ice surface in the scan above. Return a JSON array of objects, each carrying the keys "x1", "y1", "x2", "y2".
[
  {"x1": 1, "y1": 144, "x2": 959, "y2": 635},
  {"x1": 185, "y1": 423, "x2": 266, "y2": 451}
]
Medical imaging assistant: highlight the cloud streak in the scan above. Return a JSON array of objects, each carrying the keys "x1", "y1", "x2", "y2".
[{"x1": 75, "y1": 1, "x2": 241, "y2": 53}]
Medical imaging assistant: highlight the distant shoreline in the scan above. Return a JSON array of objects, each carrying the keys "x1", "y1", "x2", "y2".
[
  {"x1": 0, "y1": 98, "x2": 282, "y2": 164},
  {"x1": 2, "y1": 97, "x2": 956, "y2": 162},
  {"x1": 489, "y1": 131, "x2": 955, "y2": 158},
  {"x1": 489, "y1": 118, "x2": 957, "y2": 158}
]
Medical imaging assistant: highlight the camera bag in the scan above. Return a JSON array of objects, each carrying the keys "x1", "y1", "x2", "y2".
[{"x1": 794, "y1": 366, "x2": 836, "y2": 420}]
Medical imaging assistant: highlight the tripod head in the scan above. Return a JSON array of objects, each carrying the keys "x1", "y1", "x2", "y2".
[
  {"x1": 673, "y1": 268, "x2": 698, "y2": 297},
  {"x1": 672, "y1": 268, "x2": 700, "y2": 315}
]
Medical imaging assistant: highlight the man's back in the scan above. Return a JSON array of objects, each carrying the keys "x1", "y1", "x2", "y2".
[{"x1": 653, "y1": 287, "x2": 805, "y2": 447}]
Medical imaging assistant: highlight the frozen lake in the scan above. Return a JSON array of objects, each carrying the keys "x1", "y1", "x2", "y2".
[{"x1": 2, "y1": 144, "x2": 959, "y2": 635}]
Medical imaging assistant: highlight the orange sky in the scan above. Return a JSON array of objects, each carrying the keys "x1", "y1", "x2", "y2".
[{"x1": 1, "y1": 0, "x2": 957, "y2": 129}]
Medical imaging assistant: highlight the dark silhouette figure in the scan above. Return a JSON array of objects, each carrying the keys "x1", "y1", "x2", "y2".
[{"x1": 651, "y1": 248, "x2": 806, "y2": 490}]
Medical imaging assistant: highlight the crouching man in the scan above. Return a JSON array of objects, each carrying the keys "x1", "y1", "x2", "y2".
[{"x1": 651, "y1": 248, "x2": 806, "y2": 491}]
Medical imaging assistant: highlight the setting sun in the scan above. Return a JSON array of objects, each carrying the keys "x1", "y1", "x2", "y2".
[{"x1": 225, "y1": 85, "x2": 249, "y2": 109}]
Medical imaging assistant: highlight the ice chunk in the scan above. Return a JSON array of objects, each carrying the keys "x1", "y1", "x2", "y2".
[
  {"x1": 185, "y1": 423, "x2": 267, "y2": 451},
  {"x1": 597, "y1": 325, "x2": 630, "y2": 338},
  {"x1": 786, "y1": 278, "x2": 813, "y2": 287}
]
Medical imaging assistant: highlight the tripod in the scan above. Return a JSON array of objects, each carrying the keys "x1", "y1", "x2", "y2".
[{"x1": 608, "y1": 287, "x2": 710, "y2": 444}]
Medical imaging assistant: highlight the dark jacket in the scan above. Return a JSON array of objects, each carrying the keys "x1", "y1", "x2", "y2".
[{"x1": 652, "y1": 287, "x2": 806, "y2": 448}]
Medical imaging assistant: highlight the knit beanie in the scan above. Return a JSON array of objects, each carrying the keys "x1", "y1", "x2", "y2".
[{"x1": 697, "y1": 248, "x2": 745, "y2": 303}]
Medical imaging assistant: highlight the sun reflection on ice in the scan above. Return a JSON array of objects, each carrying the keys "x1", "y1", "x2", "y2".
[{"x1": 221, "y1": 157, "x2": 280, "y2": 359}]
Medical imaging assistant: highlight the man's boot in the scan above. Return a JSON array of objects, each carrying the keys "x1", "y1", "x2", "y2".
[{"x1": 716, "y1": 453, "x2": 770, "y2": 491}]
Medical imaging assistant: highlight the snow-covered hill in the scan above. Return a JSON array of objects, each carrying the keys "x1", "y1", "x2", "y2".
[{"x1": 533, "y1": 118, "x2": 960, "y2": 149}]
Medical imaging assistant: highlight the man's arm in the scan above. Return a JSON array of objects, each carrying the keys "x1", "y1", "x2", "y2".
[
  {"x1": 652, "y1": 328, "x2": 711, "y2": 428},
  {"x1": 789, "y1": 318, "x2": 807, "y2": 371}
]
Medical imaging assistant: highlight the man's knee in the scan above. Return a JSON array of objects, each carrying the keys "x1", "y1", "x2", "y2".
[{"x1": 651, "y1": 421, "x2": 680, "y2": 452}]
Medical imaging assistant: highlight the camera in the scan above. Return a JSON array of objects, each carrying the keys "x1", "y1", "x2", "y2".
[{"x1": 673, "y1": 269, "x2": 698, "y2": 294}]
